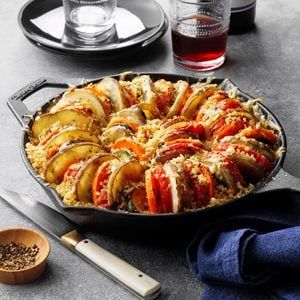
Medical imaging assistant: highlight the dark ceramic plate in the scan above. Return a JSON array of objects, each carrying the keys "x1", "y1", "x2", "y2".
[{"x1": 19, "y1": 0, "x2": 168, "y2": 57}]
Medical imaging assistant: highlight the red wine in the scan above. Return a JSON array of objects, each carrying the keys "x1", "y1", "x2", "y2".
[{"x1": 171, "y1": 15, "x2": 228, "y2": 63}]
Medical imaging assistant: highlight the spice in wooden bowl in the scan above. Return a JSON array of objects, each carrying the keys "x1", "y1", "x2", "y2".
[
  {"x1": 0, "y1": 228, "x2": 50, "y2": 285},
  {"x1": 0, "y1": 242, "x2": 40, "y2": 271}
]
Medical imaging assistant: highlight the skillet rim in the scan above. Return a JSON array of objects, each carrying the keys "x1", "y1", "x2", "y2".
[{"x1": 19, "y1": 72, "x2": 287, "y2": 219}]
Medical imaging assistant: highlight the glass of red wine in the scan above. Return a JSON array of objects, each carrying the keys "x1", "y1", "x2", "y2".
[{"x1": 169, "y1": 0, "x2": 231, "y2": 71}]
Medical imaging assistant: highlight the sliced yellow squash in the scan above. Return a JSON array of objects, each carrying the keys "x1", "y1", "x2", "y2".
[
  {"x1": 32, "y1": 110, "x2": 98, "y2": 140},
  {"x1": 44, "y1": 142, "x2": 103, "y2": 184},
  {"x1": 107, "y1": 160, "x2": 144, "y2": 205},
  {"x1": 45, "y1": 129, "x2": 100, "y2": 157},
  {"x1": 181, "y1": 84, "x2": 218, "y2": 118},
  {"x1": 75, "y1": 153, "x2": 116, "y2": 202}
]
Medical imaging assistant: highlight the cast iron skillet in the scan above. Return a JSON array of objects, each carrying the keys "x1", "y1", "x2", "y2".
[{"x1": 7, "y1": 73, "x2": 300, "y2": 237}]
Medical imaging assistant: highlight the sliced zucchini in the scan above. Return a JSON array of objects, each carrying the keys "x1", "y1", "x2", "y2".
[
  {"x1": 52, "y1": 89, "x2": 107, "y2": 125},
  {"x1": 75, "y1": 153, "x2": 116, "y2": 202},
  {"x1": 44, "y1": 142, "x2": 103, "y2": 184},
  {"x1": 45, "y1": 129, "x2": 100, "y2": 157},
  {"x1": 113, "y1": 150, "x2": 134, "y2": 162},
  {"x1": 95, "y1": 77, "x2": 127, "y2": 112},
  {"x1": 181, "y1": 84, "x2": 217, "y2": 118},
  {"x1": 107, "y1": 161, "x2": 144, "y2": 205}
]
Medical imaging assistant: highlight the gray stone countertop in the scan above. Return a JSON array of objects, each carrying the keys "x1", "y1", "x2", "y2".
[{"x1": 1, "y1": 0, "x2": 300, "y2": 299}]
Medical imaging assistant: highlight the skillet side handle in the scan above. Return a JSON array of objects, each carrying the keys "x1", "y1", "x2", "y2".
[
  {"x1": 255, "y1": 168, "x2": 300, "y2": 194},
  {"x1": 7, "y1": 78, "x2": 69, "y2": 126}
]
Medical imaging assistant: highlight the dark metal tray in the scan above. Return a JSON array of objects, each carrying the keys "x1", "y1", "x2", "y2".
[{"x1": 7, "y1": 73, "x2": 300, "y2": 238}]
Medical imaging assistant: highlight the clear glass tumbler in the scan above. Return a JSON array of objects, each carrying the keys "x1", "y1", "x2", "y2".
[
  {"x1": 63, "y1": 0, "x2": 117, "y2": 41},
  {"x1": 170, "y1": 0, "x2": 231, "y2": 71}
]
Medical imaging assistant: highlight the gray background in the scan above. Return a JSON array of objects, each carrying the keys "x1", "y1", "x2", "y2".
[{"x1": 1, "y1": 0, "x2": 300, "y2": 299}]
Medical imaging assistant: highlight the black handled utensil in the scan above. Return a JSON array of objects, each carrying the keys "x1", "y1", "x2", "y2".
[{"x1": 0, "y1": 187, "x2": 161, "y2": 299}]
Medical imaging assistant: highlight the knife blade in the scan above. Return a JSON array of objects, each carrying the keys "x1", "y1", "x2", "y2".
[{"x1": 0, "y1": 187, "x2": 161, "y2": 299}]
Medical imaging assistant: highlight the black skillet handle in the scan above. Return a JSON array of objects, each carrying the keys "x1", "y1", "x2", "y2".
[
  {"x1": 255, "y1": 168, "x2": 300, "y2": 194},
  {"x1": 7, "y1": 78, "x2": 69, "y2": 126}
]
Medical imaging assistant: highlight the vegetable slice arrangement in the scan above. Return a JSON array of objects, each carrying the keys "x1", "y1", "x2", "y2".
[{"x1": 25, "y1": 74, "x2": 281, "y2": 214}]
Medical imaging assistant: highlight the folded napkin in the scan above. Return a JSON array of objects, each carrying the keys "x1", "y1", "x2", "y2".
[{"x1": 187, "y1": 189, "x2": 300, "y2": 299}]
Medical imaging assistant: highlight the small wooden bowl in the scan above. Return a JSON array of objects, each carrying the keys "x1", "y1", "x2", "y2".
[{"x1": 0, "y1": 227, "x2": 50, "y2": 285}]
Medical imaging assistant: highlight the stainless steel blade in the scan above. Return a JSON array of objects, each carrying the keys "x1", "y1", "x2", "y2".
[{"x1": 0, "y1": 187, "x2": 76, "y2": 238}]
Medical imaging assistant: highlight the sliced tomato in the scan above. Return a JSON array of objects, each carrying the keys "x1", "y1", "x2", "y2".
[
  {"x1": 164, "y1": 130, "x2": 192, "y2": 142},
  {"x1": 183, "y1": 164, "x2": 214, "y2": 208},
  {"x1": 214, "y1": 117, "x2": 250, "y2": 140},
  {"x1": 40, "y1": 130, "x2": 59, "y2": 145},
  {"x1": 63, "y1": 162, "x2": 82, "y2": 183},
  {"x1": 204, "y1": 152, "x2": 245, "y2": 190},
  {"x1": 216, "y1": 142, "x2": 272, "y2": 171},
  {"x1": 170, "y1": 121, "x2": 205, "y2": 138},
  {"x1": 156, "y1": 142, "x2": 203, "y2": 163},
  {"x1": 219, "y1": 99, "x2": 242, "y2": 111},
  {"x1": 192, "y1": 181, "x2": 210, "y2": 208},
  {"x1": 92, "y1": 161, "x2": 113, "y2": 208},
  {"x1": 145, "y1": 167, "x2": 173, "y2": 214},
  {"x1": 73, "y1": 107, "x2": 94, "y2": 117},
  {"x1": 199, "y1": 165, "x2": 215, "y2": 198},
  {"x1": 196, "y1": 94, "x2": 233, "y2": 122},
  {"x1": 100, "y1": 97, "x2": 113, "y2": 116},
  {"x1": 153, "y1": 166, "x2": 173, "y2": 213},
  {"x1": 122, "y1": 85, "x2": 138, "y2": 107},
  {"x1": 239, "y1": 127, "x2": 278, "y2": 144},
  {"x1": 145, "y1": 169, "x2": 159, "y2": 213},
  {"x1": 221, "y1": 155, "x2": 246, "y2": 186},
  {"x1": 132, "y1": 187, "x2": 148, "y2": 213},
  {"x1": 165, "y1": 138, "x2": 203, "y2": 148},
  {"x1": 112, "y1": 138, "x2": 145, "y2": 161},
  {"x1": 46, "y1": 145, "x2": 60, "y2": 159}
]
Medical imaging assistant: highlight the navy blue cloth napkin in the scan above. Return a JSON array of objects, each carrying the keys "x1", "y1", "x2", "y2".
[{"x1": 187, "y1": 189, "x2": 300, "y2": 299}]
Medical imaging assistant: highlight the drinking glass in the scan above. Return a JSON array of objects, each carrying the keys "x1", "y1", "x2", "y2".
[
  {"x1": 63, "y1": 0, "x2": 117, "y2": 41},
  {"x1": 169, "y1": 0, "x2": 231, "y2": 71}
]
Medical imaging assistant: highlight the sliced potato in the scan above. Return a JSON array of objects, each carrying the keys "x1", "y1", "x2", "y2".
[
  {"x1": 167, "y1": 80, "x2": 190, "y2": 118},
  {"x1": 32, "y1": 110, "x2": 98, "y2": 140},
  {"x1": 181, "y1": 84, "x2": 217, "y2": 118},
  {"x1": 51, "y1": 89, "x2": 107, "y2": 125},
  {"x1": 44, "y1": 142, "x2": 103, "y2": 184},
  {"x1": 163, "y1": 162, "x2": 183, "y2": 213},
  {"x1": 107, "y1": 161, "x2": 144, "y2": 205},
  {"x1": 75, "y1": 153, "x2": 116, "y2": 202},
  {"x1": 100, "y1": 125, "x2": 133, "y2": 148},
  {"x1": 95, "y1": 77, "x2": 127, "y2": 112},
  {"x1": 132, "y1": 75, "x2": 158, "y2": 104},
  {"x1": 45, "y1": 129, "x2": 100, "y2": 157}
]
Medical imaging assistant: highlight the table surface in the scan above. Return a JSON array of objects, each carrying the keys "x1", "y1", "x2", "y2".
[{"x1": 1, "y1": 0, "x2": 300, "y2": 299}]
